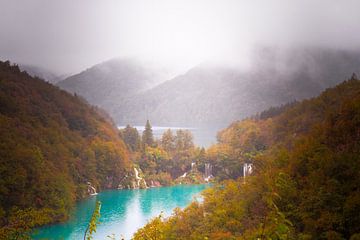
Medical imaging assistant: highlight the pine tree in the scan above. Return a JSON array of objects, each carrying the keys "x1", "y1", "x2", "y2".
[{"x1": 142, "y1": 120, "x2": 154, "y2": 147}]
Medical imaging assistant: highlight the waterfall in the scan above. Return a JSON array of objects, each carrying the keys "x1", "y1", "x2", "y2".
[
  {"x1": 180, "y1": 172, "x2": 187, "y2": 178},
  {"x1": 204, "y1": 163, "x2": 213, "y2": 182},
  {"x1": 87, "y1": 182, "x2": 97, "y2": 196},
  {"x1": 134, "y1": 167, "x2": 141, "y2": 187},
  {"x1": 191, "y1": 162, "x2": 196, "y2": 171},
  {"x1": 179, "y1": 162, "x2": 195, "y2": 179},
  {"x1": 243, "y1": 163, "x2": 253, "y2": 182},
  {"x1": 133, "y1": 167, "x2": 148, "y2": 189}
]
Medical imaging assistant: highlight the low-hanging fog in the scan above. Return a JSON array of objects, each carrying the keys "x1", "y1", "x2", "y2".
[
  {"x1": 1, "y1": 0, "x2": 360, "y2": 75},
  {"x1": 1, "y1": 0, "x2": 360, "y2": 146}
]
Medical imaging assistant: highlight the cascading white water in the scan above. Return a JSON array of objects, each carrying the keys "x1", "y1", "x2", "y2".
[
  {"x1": 243, "y1": 163, "x2": 253, "y2": 182},
  {"x1": 204, "y1": 163, "x2": 213, "y2": 182},
  {"x1": 180, "y1": 172, "x2": 187, "y2": 178},
  {"x1": 134, "y1": 167, "x2": 141, "y2": 187},
  {"x1": 133, "y1": 167, "x2": 148, "y2": 189},
  {"x1": 191, "y1": 162, "x2": 195, "y2": 171},
  {"x1": 180, "y1": 162, "x2": 195, "y2": 178}
]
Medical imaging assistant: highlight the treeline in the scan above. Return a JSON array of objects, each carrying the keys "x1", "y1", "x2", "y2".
[
  {"x1": 119, "y1": 121, "x2": 208, "y2": 185},
  {"x1": 0, "y1": 61, "x2": 130, "y2": 238},
  {"x1": 134, "y1": 74, "x2": 360, "y2": 239}
]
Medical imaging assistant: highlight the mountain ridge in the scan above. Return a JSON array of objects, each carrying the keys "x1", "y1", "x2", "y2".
[
  {"x1": 57, "y1": 58, "x2": 171, "y2": 114},
  {"x1": 114, "y1": 48, "x2": 360, "y2": 126},
  {"x1": 56, "y1": 48, "x2": 360, "y2": 127}
]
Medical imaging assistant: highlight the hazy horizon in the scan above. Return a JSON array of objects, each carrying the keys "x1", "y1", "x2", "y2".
[{"x1": 1, "y1": 0, "x2": 360, "y2": 75}]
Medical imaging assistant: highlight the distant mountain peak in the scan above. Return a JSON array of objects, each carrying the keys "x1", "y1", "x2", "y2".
[
  {"x1": 56, "y1": 48, "x2": 360, "y2": 128},
  {"x1": 57, "y1": 57, "x2": 170, "y2": 113}
]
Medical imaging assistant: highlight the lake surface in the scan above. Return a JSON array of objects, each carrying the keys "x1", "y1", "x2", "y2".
[
  {"x1": 118, "y1": 125, "x2": 224, "y2": 147},
  {"x1": 33, "y1": 184, "x2": 207, "y2": 240}
]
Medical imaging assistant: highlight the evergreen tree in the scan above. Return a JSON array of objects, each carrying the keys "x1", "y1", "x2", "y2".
[{"x1": 142, "y1": 120, "x2": 154, "y2": 147}]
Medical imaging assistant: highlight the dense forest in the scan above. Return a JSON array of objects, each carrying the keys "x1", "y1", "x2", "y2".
[
  {"x1": 2, "y1": 58, "x2": 360, "y2": 239},
  {"x1": 119, "y1": 120, "x2": 209, "y2": 187},
  {"x1": 134, "y1": 74, "x2": 360, "y2": 239},
  {"x1": 0, "y1": 61, "x2": 130, "y2": 238}
]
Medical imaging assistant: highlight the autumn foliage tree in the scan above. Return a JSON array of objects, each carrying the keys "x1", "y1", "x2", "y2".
[
  {"x1": 0, "y1": 61, "x2": 130, "y2": 238},
  {"x1": 134, "y1": 74, "x2": 360, "y2": 239}
]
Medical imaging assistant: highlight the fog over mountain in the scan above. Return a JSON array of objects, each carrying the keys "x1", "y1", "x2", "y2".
[
  {"x1": 57, "y1": 58, "x2": 171, "y2": 112},
  {"x1": 1, "y1": 0, "x2": 360, "y2": 136},
  {"x1": 1, "y1": 0, "x2": 360, "y2": 75},
  {"x1": 19, "y1": 64, "x2": 64, "y2": 84},
  {"x1": 60, "y1": 47, "x2": 360, "y2": 127}
]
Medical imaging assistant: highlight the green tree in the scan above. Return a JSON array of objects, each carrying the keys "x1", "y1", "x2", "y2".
[{"x1": 142, "y1": 120, "x2": 154, "y2": 147}]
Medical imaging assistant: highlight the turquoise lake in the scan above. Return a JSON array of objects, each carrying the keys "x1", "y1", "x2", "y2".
[{"x1": 33, "y1": 184, "x2": 207, "y2": 239}]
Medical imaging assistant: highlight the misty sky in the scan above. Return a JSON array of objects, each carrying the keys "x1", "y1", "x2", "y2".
[{"x1": 1, "y1": 0, "x2": 360, "y2": 75}]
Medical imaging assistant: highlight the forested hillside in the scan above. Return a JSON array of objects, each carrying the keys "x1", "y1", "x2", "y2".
[
  {"x1": 134, "y1": 74, "x2": 360, "y2": 239},
  {"x1": 119, "y1": 122, "x2": 210, "y2": 187},
  {"x1": 114, "y1": 48, "x2": 360, "y2": 126},
  {"x1": 55, "y1": 48, "x2": 360, "y2": 127},
  {"x1": 0, "y1": 61, "x2": 130, "y2": 238}
]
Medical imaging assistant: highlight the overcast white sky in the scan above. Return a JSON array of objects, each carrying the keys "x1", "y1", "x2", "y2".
[{"x1": 0, "y1": 0, "x2": 360, "y2": 75}]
